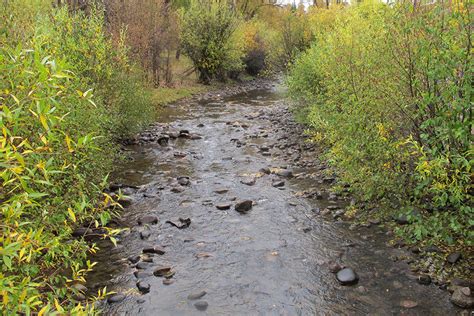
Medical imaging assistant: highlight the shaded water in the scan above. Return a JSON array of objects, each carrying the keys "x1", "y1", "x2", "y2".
[{"x1": 88, "y1": 84, "x2": 458, "y2": 315}]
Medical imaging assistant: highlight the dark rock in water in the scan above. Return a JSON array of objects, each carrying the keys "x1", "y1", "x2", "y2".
[
  {"x1": 447, "y1": 252, "x2": 462, "y2": 264},
  {"x1": 178, "y1": 176, "x2": 190, "y2": 186},
  {"x1": 214, "y1": 188, "x2": 229, "y2": 194},
  {"x1": 140, "y1": 230, "x2": 151, "y2": 240},
  {"x1": 417, "y1": 274, "x2": 431, "y2": 285},
  {"x1": 260, "y1": 167, "x2": 271, "y2": 174},
  {"x1": 400, "y1": 300, "x2": 418, "y2": 309},
  {"x1": 153, "y1": 266, "x2": 172, "y2": 277},
  {"x1": 166, "y1": 217, "x2": 191, "y2": 229},
  {"x1": 451, "y1": 287, "x2": 474, "y2": 308},
  {"x1": 272, "y1": 180, "x2": 285, "y2": 188},
  {"x1": 157, "y1": 136, "x2": 169, "y2": 146},
  {"x1": 216, "y1": 203, "x2": 231, "y2": 210},
  {"x1": 138, "y1": 215, "x2": 158, "y2": 225},
  {"x1": 197, "y1": 123, "x2": 204, "y2": 127},
  {"x1": 235, "y1": 200, "x2": 253, "y2": 213},
  {"x1": 136, "y1": 281, "x2": 150, "y2": 294},
  {"x1": 117, "y1": 195, "x2": 133, "y2": 207},
  {"x1": 128, "y1": 255, "x2": 141, "y2": 264},
  {"x1": 107, "y1": 294, "x2": 126, "y2": 304},
  {"x1": 171, "y1": 186, "x2": 185, "y2": 193},
  {"x1": 187, "y1": 290, "x2": 207, "y2": 300},
  {"x1": 136, "y1": 262, "x2": 149, "y2": 269},
  {"x1": 143, "y1": 246, "x2": 165, "y2": 255},
  {"x1": 133, "y1": 270, "x2": 151, "y2": 279},
  {"x1": 194, "y1": 301, "x2": 209, "y2": 311},
  {"x1": 336, "y1": 268, "x2": 359, "y2": 285},
  {"x1": 276, "y1": 169, "x2": 293, "y2": 178}
]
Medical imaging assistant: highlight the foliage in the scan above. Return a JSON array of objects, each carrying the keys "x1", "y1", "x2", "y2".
[
  {"x1": 287, "y1": 1, "x2": 473, "y2": 246},
  {"x1": 0, "y1": 1, "x2": 151, "y2": 313},
  {"x1": 179, "y1": 0, "x2": 245, "y2": 83}
]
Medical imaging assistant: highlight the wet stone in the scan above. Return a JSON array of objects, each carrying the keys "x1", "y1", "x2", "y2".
[
  {"x1": 188, "y1": 290, "x2": 207, "y2": 300},
  {"x1": 107, "y1": 294, "x2": 126, "y2": 304},
  {"x1": 154, "y1": 266, "x2": 172, "y2": 277},
  {"x1": 447, "y1": 252, "x2": 462, "y2": 264},
  {"x1": 240, "y1": 177, "x2": 256, "y2": 186},
  {"x1": 163, "y1": 279, "x2": 174, "y2": 285},
  {"x1": 235, "y1": 200, "x2": 253, "y2": 213},
  {"x1": 417, "y1": 274, "x2": 431, "y2": 285},
  {"x1": 128, "y1": 255, "x2": 141, "y2": 264},
  {"x1": 216, "y1": 203, "x2": 231, "y2": 210},
  {"x1": 194, "y1": 301, "x2": 209, "y2": 311},
  {"x1": 143, "y1": 246, "x2": 165, "y2": 255},
  {"x1": 136, "y1": 262, "x2": 149, "y2": 270},
  {"x1": 178, "y1": 176, "x2": 190, "y2": 186},
  {"x1": 140, "y1": 230, "x2": 151, "y2": 240},
  {"x1": 400, "y1": 300, "x2": 418, "y2": 309},
  {"x1": 451, "y1": 287, "x2": 474, "y2": 308},
  {"x1": 336, "y1": 268, "x2": 359, "y2": 285},
  {"x1": 136, "y1": 281, "x2": 150, "y2": 294},
  {"x1": 138, "y1": 215, "x2": 158, "y2": 225},
  {"x1": 214, "y1": 188, "x2": 229, "y2": 194},
  {"x1": 272, "y1": 180, "x2": 285, "y2": 188},
  {"x1": 134, "y1": 270, "x2": 151, "y2": 279}
]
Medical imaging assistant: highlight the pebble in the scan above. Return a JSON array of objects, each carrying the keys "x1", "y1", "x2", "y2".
[
  {"x1": 194, "y1": 301, "x2": 209, "y2": 311},
  {"x1": 136, "y1": 281, "x2": 150, "y2": 294},
  {"x1": 447, "y1": 252, "x2": 462, "y2": 264},
  {"x1": 400, "y1": 300, "x2": 418, "y2": 308},
  {"x1": 187, "y1": 290, "x2": 207, "y2": 300},
  {"x1": 128, "y1": 255, "x2": 140, "y2": 264},
  {"x1": 138, "y1": 215, "x2": 158, "y2": 225},
  {"x1": 235, "y1": 200, "x2": 253, "y2": 213},
  {"x1": 143, "y1": 246, "x2": 165, "y2": 255},
  {"x1": 417, "y1": 274, "x2": 431, "y2": 285},
  {"x1": 107, "y1": 294, "x2": 126, "y2": 304},
  {"x1": 153, "y1": 266, "x2": 172, "y2": 277},
  {"x1": 216, "y1": 203, "x2": 231, "y2": 210},
  {"x1": 336, "y1": 268, "x2": 359, "y2": 285}
]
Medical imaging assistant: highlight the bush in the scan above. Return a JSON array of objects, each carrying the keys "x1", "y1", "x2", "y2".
[
  {"x1": 1, "y1": 2, "x2": 152, "y2": 313},
  {"x1": 287, "y1": 1, "x2": 473, "y2": 246},
  {"x1": 179, "y1": 0, "x2": 244, "y2": 83}
]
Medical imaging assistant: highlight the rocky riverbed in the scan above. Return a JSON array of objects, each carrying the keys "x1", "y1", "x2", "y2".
[{"x1": 86, "y1": 80, "x2": 471, "y2": 315}]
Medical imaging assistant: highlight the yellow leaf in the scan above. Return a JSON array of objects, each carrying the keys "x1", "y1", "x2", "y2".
[
  {"x1": 39, "y1": 114, "x2": 48, "y2": 130},
  {"x1": 68, "y1": 208, "x2": 76, "y2": 223},
  {"x1": 65, "y1": 135, "x2": 74, "y2": 153},
  {"x1": 54, "y1": 298, "x2": 64, "y2": 312},
  {"x1": 38, "y1": 304, "x2": 49, "y2": 316}
]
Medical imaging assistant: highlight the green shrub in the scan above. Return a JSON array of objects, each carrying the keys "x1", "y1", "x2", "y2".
[
  {"x1": 179, "y1": 0, "x2": 244, "y2": 83},
  {"x1": 1, "y1": 2, "x2": 152, "y2": 313},
  {"x1": 287, "y1": 1, "x2": 473, "y2": 246}
]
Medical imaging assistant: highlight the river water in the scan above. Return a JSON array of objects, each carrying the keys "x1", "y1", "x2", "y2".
[{"x1": 87, "y1": 82, "x2": 457, "y2": 315}]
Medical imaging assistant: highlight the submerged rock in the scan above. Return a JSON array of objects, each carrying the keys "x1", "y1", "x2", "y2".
[
  {"x1": 107, "y1": 294, "x2": 126, "y2": 304},
  {"x1": 138, "y1": 215, "x2": 158, "y2": 225},
  {"x1": 187, "y1": 291, "x2": 207, "y2": 300},
  {"x1": 336, "y1": 268, "x2": 359, "y2": 285},
  {"x1": 235, "y1": 200, "x2": 253, "y2": 213},
  {"x1": 194, "y1": 301, "x2": 209, "y2": 311},
  {"x1": 136, "y1": 281, "x2": 150, "y2": 294},
  {"x1": 451, "y1": 287, "x2": 473, "y2": 308}
]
